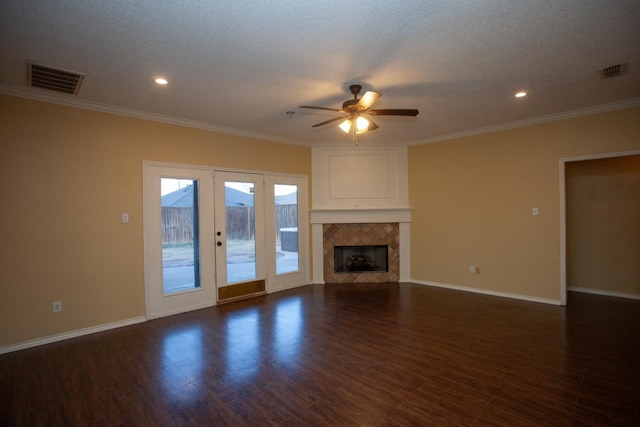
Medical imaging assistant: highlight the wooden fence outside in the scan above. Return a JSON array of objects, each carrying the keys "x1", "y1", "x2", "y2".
[
  {"x1": 162, "y1": 207, "x2": 194, "y2": 244},
  {"x1": 162, "y1": 205, "x2": 298, "y2": 244}
]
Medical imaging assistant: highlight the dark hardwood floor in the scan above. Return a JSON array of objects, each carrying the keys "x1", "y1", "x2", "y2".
[{"x1": 1, "y1": 283, "x2": 639, "y2": 426}]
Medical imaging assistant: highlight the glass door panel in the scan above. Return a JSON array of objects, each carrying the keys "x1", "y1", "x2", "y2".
[
  {"x1": 161, "y1": 178, "x2": 201, "y2": 294},
  {"x1": 224, "y1": 181, "x2": 257, "y2": 284},
  {"x1": 275, "y1": 184, "x2": 299, "y2": 274}
]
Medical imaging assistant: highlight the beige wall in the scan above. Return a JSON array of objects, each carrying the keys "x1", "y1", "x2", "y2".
[
  {"x1": 566, "y1": 155, "x2": 640, "y2": 296},
  {"x1": 2, "y1": 92, "x2": 638, "y2": 349},
  {"x1": 408, "y1": 106, "x2": 640, "y2": 302},
  {"x1": 0, "y1": 94, "x2": 311, "y2": 348}
]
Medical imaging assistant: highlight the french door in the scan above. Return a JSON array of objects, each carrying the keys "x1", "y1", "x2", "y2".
[
  {"x1": 214, "y1": 171, "x2": 266, "y2": 301},
  {"x1": 143, "y1": 162, "x2": 309, "y2": 319},
  {"x1": 143, "y1": 164, "x2": 216, "y2": 318},
  {"x1": 264, "y1": 174, "x2": 308, "y2": 292}
]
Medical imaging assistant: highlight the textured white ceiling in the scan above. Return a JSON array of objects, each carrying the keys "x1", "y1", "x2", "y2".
[{"x1": 1, "y1": 0, "x2": 639, "y2": 146}]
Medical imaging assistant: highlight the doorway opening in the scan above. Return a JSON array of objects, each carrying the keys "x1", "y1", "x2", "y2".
[{"x1": 559, "y1": 149, "x2": 640, "y2": 306}]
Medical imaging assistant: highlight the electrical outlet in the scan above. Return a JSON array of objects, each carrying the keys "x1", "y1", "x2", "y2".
[
  {"x1": 469, "y1": 266, "x2": 480, "y2": 274},
  {"x1": 53, "y1": 301, "x2": 62, "y2": 312}
]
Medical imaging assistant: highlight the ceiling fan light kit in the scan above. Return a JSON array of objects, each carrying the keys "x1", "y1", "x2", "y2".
[
  {"x1": 339, "y1": 116, "x2": 371, "y2": 134},
  {"x1": 356, "y1": 116, "x2": 370, "y2": 132},
  {"x1": 338, "y1": 119, "x2": 352, "y2": 133},
  {"x1": 299, "y1": 84, "x2": 419, "y2": 144}
]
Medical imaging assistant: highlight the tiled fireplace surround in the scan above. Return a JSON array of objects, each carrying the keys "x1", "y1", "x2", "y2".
[
  {"x1": 323, "y1": 223, "x2": 400, "y2": 283},
  {"x1": 310, "y1": 209, "x2": 412, "y2": 284}
]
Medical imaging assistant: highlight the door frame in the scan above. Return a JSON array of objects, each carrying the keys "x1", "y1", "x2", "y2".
[
  {"x1": 143, "y1": 161, "x2": 310, "y2": 319},
  {"x1": 558, "y1": 149, "x2": 640, "y2": 306}
]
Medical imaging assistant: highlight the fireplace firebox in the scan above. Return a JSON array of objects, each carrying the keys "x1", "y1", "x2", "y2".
[{"x1": 334, "y1": 245, "x2": 388, "y2": 273}]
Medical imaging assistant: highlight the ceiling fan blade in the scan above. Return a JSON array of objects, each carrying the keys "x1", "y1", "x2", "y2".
[
  {"x1": 299, "y1": 105, "x2": 342, "y2": 112},
  {"x1": 369, "y1": 109, "x2": 419, "y2": 116},
  {"x1": 356, "y1": 91, "x2": 381, "y2": 110},
  {"x1": 311, "y1": 116, "x2": 346, "y2": 127},
  {"x1": 367, "y1": 118, "x2": 379, "y2": 131}
]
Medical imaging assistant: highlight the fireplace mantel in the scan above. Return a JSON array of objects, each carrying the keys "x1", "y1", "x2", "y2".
[{"x1": 310, "y1": 208, "x2": 413, "y2": 224}]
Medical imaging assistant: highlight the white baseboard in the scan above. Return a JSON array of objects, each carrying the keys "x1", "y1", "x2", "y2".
[
  {"x1": 146, "y1": 301, "x2": 218, "y2": 320},
  {"x1": 0, "y1": 316, "x2": 146, "y2": 355},
  {"x1": 412, "y1": 279, "x2": 562, "y2": 306},
  {"x1": 267, "y1": 281, "x2": 313, "y2": 294},
  {"x1": 568, "y1": 286, "x2": 640, "y2": 300}
]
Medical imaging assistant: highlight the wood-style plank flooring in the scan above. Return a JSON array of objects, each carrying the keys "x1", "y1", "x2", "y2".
[{"x1": 1, "y1": 283, "x2": 639, "y2": 426}]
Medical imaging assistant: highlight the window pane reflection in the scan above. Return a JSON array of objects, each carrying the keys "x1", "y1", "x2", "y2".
[
  {"x1": 161, "y1": 325, "x2": 203, "y2": 402},
  {"x1": 274, "y1": 297, "x2": 303, "y2": 367},
  {"x1": 225, "y1": 308, "x2": 260, "y2": 380}
]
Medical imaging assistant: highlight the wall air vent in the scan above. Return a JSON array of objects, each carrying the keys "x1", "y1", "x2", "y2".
[
  {"x1": 598, "y1": 63, "x2": 628, "y2": 79},
  {"x1": 27, "y1": 61, "x2": 85, "y2": 95}
]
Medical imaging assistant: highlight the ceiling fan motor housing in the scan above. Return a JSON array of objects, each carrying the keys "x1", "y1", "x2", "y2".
[
  {"x1": 344, "y1": 85, "x2": 364, "y2": 111},
  {"x1": 342, "y1": 99, "x2": 360, "y2": 110},
  {"x1": 349, "y1": 84, "x2": 362, "y2": 96}
]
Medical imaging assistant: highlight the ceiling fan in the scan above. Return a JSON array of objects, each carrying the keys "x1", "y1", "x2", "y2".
[{"x1": 299, "y1": 84, "x2": 419, "y2": 141}]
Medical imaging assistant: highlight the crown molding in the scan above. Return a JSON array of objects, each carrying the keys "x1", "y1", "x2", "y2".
[
  {"x1": 3, "y1": 84, "x2": 638, "y2": 149},
  {"x1": 408, "y1": 97, "x2": 640, "y2": 146},
  {"x1": 0, "y1": 84, "x2": 310, "y2": 147}
]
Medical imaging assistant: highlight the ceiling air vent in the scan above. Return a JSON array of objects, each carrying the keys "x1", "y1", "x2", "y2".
[
  {"x1": 27, "y1": 61, "x2": 85, "y2": 95},
  {"x1": 598, "y1": 63, "x2": 628, "y2": 79}
]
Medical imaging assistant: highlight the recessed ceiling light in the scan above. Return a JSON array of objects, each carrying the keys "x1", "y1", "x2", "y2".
[
  {"x1": 154, "y1": 77, "x2": 168, "y2": 85},
  {"x1": 515, "y1": 91, "x2": 527, "y2": 98}
]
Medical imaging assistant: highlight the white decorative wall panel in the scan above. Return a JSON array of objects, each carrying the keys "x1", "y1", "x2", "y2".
[
  {"x1": 312, "y1": 147, "x2": 408, "y2": 209},
  {"x1": 328, "y1": 153, "x2": 390, "y2": 200}
]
